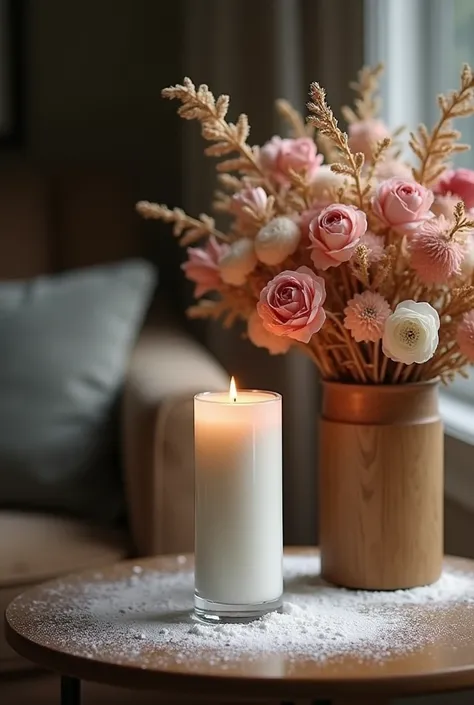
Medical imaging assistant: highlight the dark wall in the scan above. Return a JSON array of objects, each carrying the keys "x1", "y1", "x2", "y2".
[
  {"x1": 25, "y1": 0, "x2": 181, "y2": 164},
  {"x1": 18, "y1": 1, "x2": 186, "y2": 307}
]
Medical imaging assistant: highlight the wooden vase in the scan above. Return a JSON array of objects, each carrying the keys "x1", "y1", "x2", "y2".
[{"x1": 319, "y1": 380, "x2": 443, "y2": 590}]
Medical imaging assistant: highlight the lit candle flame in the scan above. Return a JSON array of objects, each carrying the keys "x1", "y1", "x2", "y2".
[{"x1": 229, "y1": 376, "x2": 237, "y2": 402}]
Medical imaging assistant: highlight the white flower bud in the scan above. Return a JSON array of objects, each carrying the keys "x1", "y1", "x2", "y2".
[
  {"x1": 311, "y1": 164, "x2": 347, "y2": 199},
  {"x1": 382, "y1": 300, "x2": 440, "y2": 365},
  {"x1": 219, "y1": 238, "x2": 257, "y2": 286},
  {"x1": 255, "y1": 217, "x2": 301, "y2": 265}
]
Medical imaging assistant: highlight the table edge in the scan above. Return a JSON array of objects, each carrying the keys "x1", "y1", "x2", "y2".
[
  {"x1": 6, "y1": 613, "x2": 474, "y2": 698},
  {"x1": 6, "y1": 549, "x2": 474, "y2": 698}
]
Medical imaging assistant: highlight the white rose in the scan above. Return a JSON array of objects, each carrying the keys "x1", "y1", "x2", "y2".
[
  {"x1": 311, "y1": 164, "x2": 346, "y2": 199},
  {"x1": 247, "y1": 311, "x2": 292, "y2": 355},
  {"x1": 255, "y1": 217, "x2": 301, "y2": 265},
  {"x1": 382, "y1": 300, "x2": 440, "y2": 364},
  {"x1": 219, "y1": 238, "x2": 257, "y2": 285}
]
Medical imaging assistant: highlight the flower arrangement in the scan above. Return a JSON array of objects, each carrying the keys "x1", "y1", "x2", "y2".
[{"x1": 137, "y1": 64, "x2": 474, "y2": 384}]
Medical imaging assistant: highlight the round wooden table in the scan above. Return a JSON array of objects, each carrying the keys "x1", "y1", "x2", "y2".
[{"x1": 5, "y1": 548, "x2": 474, "y2": 705}]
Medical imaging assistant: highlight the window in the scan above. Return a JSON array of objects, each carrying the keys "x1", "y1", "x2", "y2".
[
  {"x1": 432, "y1": 0, "x2": 474, "y2": 171},
  {"x1": 365, "y1": 0, "x2": 474, "y2": 505},
  {"x1": 365, "y1": 0, "x2": 474, "y2": 167}
]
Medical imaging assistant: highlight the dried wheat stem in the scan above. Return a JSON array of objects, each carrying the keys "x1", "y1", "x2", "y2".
[
  {"x1": 401, "y1": 364, "x2": 415, "y2": 383},
  {"x1": 298, "y1": 341, "x2": 326, "y2": 376},
  {"x1": 424, "y1": 346, "x2": 461, "y2": 379},
  {"x1": 372, "y1": 341, "x2": 380, "y2": 383},
  {"x1": 312, "y1": 336, "x2": 336, "y2": 378},
  {"x1": 380, "y1": 354, "x2": 389, "y2": 382},
  {"x1": 411, "y1": 362, "x2": 426, "y2": 382},
  {"x1": 392, "y1": 361, "x2": 405, "y2": 384},
  {"x1": 326, "y1": 312, "x2": 367, "y2": 382},
  {"x1": 327, "y1": 345, "x2": 346, "y2": 378}
]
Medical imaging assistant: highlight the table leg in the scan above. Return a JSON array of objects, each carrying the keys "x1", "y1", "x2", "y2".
[{"x1": 61, "y1": 676, "x2": 81, "y2": 705}]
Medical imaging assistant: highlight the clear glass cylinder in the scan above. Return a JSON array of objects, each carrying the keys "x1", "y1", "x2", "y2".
[{"x1": 194, "y1": 390, "x2": 283, "y2": 623}]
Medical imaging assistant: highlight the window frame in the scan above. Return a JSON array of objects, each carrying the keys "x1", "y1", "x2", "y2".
[{"x1": 364, "y1": 0, "x2": 474, "y2": 508}]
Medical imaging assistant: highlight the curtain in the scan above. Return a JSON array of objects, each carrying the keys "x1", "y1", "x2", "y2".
[{"x1": 181, "y1": 0, "x2": 364, "y2": 544}]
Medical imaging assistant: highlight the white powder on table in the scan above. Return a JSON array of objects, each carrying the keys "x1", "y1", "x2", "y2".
[{"x1": 23, "y1": 555, "x2": 474, "y2": 666}]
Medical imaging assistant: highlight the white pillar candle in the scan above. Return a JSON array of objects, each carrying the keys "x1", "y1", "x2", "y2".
[{"x1": 194, "y1": 380, "x2": 283, "y2": 621}]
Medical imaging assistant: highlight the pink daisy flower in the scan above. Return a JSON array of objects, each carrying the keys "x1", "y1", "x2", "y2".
[
  {"x1": 409, "y1": 215, "x2": 466, "y2": 284},
  {"x1": 360, "y1": 231, "x2": 385, "y2": 264},
  {"x1": 343, "y1": 291, "x2": 392, "y2": 343},
  {"x1": 457, "y1": 311, "x2": 474, "y2": 361}
]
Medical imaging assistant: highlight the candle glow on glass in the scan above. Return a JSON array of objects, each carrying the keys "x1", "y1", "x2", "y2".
[{"x1": 229, "y1": 376, "x2": 237, "y2": 403}]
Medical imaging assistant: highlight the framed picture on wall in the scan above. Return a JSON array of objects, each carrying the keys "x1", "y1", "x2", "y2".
[{"x1": 0, "y1": 0, "x2": 22, "y2": 145}]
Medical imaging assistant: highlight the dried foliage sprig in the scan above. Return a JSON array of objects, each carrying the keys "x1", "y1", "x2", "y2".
[
  {"x1": 365, "y1": 137, "x2": 393, "y2": 182},
  {"x1": 448, "y1": 201, "x2": 474, "y2": 238},
  {"x1": 342, "y1": 63, "x2": 384, "y2": 123},
  {"x1": 162, "y1": 78, "x2": 268, "y2": 182},
  {"x1": 410, "y1": 64, "x2": 474, "y2": 186},
  {"x1": 307, "y1": 83, "x2": 365, "y2": 208},
  {"x1": 136, "y1": 201, "x2": 229, "y2": 245},
  {"x1": 275, "y1": 98, "x2": 312, "y2": 138}
]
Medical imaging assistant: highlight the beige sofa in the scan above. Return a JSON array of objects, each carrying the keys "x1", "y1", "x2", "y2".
[{"x1": 0, "y1": 160, "x2": 228, "y2": 671}]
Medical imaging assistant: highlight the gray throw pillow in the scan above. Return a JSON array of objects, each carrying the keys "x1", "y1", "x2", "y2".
[{"x1": 0, "y1": 260, "x2": 157, "y2": 522}]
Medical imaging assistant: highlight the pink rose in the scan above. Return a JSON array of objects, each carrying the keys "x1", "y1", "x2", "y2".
[
  {"x1": 434, "y1": 168, "x2": 474, "y2": 210},
  {"x1": 348, "y1": 119, "x2": 390, "y2": 162},
  {"x1": 181, "y1": 236, "x2": 230, "y2": 297},
  {"x1": 257, "y1": 266, "x2": 326, "y2": 343},
  {"x1": 309, "y1": 204, "x2": 367, "y2": 270},
  {"x1": 260, "y1": 136, "x2": 323, "y2": 185},
  {"x1": 371, "y1": 178, "x2": 434, "y2": 233},
  {"x1": 230, "y1": 187, "x2": 268, "y2": 221}
]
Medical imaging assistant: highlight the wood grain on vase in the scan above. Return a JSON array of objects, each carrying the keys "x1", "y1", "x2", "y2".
[{"x1": 320, "y1": 381, "x2": 443, "y2": 590}]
